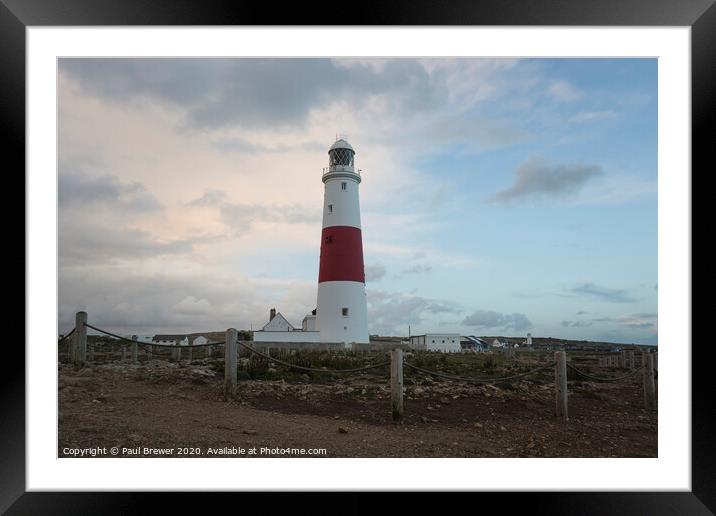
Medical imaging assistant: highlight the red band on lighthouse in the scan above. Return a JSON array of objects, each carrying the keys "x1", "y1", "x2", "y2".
[{"x1": 318, "y1": 226, "x2": 365, "y2": 283}]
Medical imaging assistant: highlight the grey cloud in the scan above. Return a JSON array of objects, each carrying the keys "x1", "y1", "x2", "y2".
[
  {"x1": 462, "y1": 310, "x2": 532, "y2": 331},
  {"x1": 490, "y1": 157, "x2": 602, "y2": 203},
  {"x1": 219, "y1": 202, "x2": 321, "y2": 236},
  {"x1": 59, "y1": 221, "x2": 197, "y2": 265},
  {"x1": 59, "y1": 172, "x2": 163, "y2": 212},
  {"x1": 213, "y1": 138, "x2": 325, "y2": 155},
  {"x1": 364, "y1": 264, "x2": 387, "y2": 282},
  {"x1": 402, "y1": 263, "x2": 432, "y2": 274},
  {"x1": 186, "y1": 189, "x2": 228, "y2": 207},
  {"x1": 57, "y1": 268, "x2": 286, "y2": 335},
  {"x1": 561, "y1": 320, "x2": 593, "y2": 328},
  {"x1": 367, "y1": 290, "x2": 461, "y2": 336},
  {"x1": 570, "y1": 283, "x2": 636, "y2": 303},
  {"x1": 60, "y1": 58, "x2": 446, "y2": 131}
]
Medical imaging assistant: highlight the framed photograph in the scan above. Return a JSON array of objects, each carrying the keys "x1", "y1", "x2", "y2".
[{"x1": 8, "y1": 0, "x2": 709, "y2": 511}]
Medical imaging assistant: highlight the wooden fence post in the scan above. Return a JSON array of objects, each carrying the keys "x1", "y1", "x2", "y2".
[
  {"x1": 555, "y1": 351, "x2": 568, "y2": 421},
  {"x1": 73, "y1": 311, "x2": 87, "y2": 370},
  {"x1": 131, "y1": 340, "x2": 138, "y2": 364},
  {"x1": 654, "y1": 352, "x2": 658, "y2": 372},
  {"x1": 628, "y1": 351, "x2": 635, "y2": 371},
  {"x1": 620, "y1": 351, "x2": 626, "y2": 369},
  {"x1": 207, "y1": 345, "x2": 213, "y2": 358},
  {"x1": 187, "y1": 346, "x2": 193, "y2": 361},
  {"x1": 643, "y1": 352, "x2": 656, "y2": 411},
  {"x1": 224, "y1": 329, "x2": 238, "y2": 401},
  {"x1": 147, "y1": 345, "x2": 153, "y2": 361},
  {"x1": 121, "y1": 346, "x2": 127, "y2": 361},
  {"x1": 391, "y1": 348, "x2": 404, "y2": 421}
]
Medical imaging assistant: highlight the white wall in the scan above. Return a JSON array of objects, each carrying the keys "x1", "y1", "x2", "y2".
[
  {"x1": 421, "y1": 334, "x2": 461, "y2": 353},
  {"x1": 322, "y1": 175, "x2": 362, "y2": 229},
  {"x1": 253, "y1": 331, "x2": 321, "y2": 343},
  {"x1": 263, "y1": 313, "x2": 294, "y2": 331},
  {"x1": 316, "y1": 281, "x2": 369, "y2": 344},
  {"x1": 302, "y1": 315, "x2": 316, "y2": 331}
]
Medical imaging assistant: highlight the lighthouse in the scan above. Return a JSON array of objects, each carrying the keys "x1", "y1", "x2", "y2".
[{"x1": 315, "y1": 137, "x2": 369, "y2": 344}]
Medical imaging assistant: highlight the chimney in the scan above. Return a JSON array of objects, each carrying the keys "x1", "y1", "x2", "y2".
[{"x1": 270, "y1": 308, "x2": 276, "y2": 321}]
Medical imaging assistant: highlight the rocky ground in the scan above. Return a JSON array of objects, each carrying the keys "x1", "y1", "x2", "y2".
[{"x1": 57, "y1": 355, "x2": 657, "y2": 458}]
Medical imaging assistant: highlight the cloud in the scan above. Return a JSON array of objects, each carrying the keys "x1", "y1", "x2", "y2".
[
  {"x1": 490, "y1": 157, "x2": 602, "y2": 203},
  {"x1": 367, "y1": 290, "x2": 461, "y2": 335},
  {"x1": 548, "y1": 80, "x2": 582, "y2": 102},
  {"x1": 402, "y1": 263, "x2": 432, "y2": 274},
  {"x1": 569, "y1": 110, "x2": 618, "y2": 123},
  {"x1": 364, "y1": 264, "x2": 387, "y2": 282},
  {"x1": 186, "y1": 189, "x2": 228, "y2": 207},
  {"x1": 59, "y1": 58, "x2": 447, "y2": 131},
  {"x1": 219, "y1": 202, "x2": 321, "y2": 236},
  {"x1": 570, "y1": 283, "x2": 636, "y2": 303},
  {"x1": 171, "y1": 296, "x2": 211, "y2": 316},
  {"x1": 561, "y1": 320, "x2": 593, "y2": 328},
  {"x1": 461, "y1": 310, "x2": 532, "y2": 331},
  {"x1": 59, "y1": 172, "x2": 163, "y2": 212}
]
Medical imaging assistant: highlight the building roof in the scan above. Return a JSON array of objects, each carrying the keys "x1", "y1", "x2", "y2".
[
  {"x1": 260, "y1": 311, "x2": 295, "y2": 331},
  {"x1": 329, "y1": 138, "x2": 354, "y2": 152}
]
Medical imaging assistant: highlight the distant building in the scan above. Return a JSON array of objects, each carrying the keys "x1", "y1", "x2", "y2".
[
  {"x1": 409, "y1": 334, "x2": 461, "y2": 353},
  {"x1": 130, "y1": 335, "x2": 154, "y2": 344},
  {"x1": 153, "y1": 335, "x2": 189, "y2": 346},
  {"x1": 492, "y1": 339, "x2": 505, "y2": 348},
  {"x1": 461, "y1": 336, "x2": 490, "y2": 352},
  {"x1": 191, "y1": 336, "x2": 208, "y2": 346}
]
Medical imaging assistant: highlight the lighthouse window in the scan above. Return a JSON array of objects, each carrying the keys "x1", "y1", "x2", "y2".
[
  {"x1": 342, "y1": 307, "x2": 349, "y2": 316},
  {"x1": 328, "y1": 204, "x2": 333, "y2": 213},
  {"x1": 341, "y1": 182, "x2": 347, "y2": 191}
]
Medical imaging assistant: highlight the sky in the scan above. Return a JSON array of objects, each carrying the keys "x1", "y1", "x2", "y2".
[{"x1": 57, "y1": 58, "x2": 658, "y2": 344}]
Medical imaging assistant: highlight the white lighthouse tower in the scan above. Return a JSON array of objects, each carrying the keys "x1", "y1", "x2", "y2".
[{"x1": 315, "y1": 137, "x2": 369, "y2": 344}]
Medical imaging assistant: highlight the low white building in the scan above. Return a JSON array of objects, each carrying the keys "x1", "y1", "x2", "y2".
[
  {"x1": 253, "y1": 308, "x2": 321, "y2": 343},
  {"x1": 409, "y1": 334, "x2": 461, "y2": 353},
  {"x1": 191, "y1": 336, "x2": 208, "y2": 346},
  {"x1": 152, "y1": 334, "x2": 189, "y2": 346},
  {"x1": 130, "y1": 335, "x2": 154, "y2": 344}
]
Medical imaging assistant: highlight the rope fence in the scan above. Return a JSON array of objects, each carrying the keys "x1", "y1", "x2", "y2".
[
  {"x1": 236, "y1": 341, "x2": 390, "y2": 374},
  {"x1": 404, "y1": 361, "x2": 554, "y2": 384},
  {"x1": 58, "y1": 328, "x2": 75, "y2": 345},
  {"x1": 60, "y1": 311, "x2": 658, "y2": 421},
  {"x1": 567, "y1": 363, "x2": 645, "y2": 383}
]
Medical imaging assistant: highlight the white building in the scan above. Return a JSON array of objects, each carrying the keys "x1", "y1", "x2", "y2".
[
  {"x1": 409, "y1": 334, "x2": 461, "y2": 353},
  {"x1": 191, "y1": 336, "x2": 208, "y2": 346},
  {"x1": 152, "y1": 335, "x2": 189, "y2": 346},
  {"x1": 130, "y1": 335, "x2": 154, "y2": 344},
  {"x1": 492, "y1": 339, "x2": 505, "y2": 348},
  {"x1": 253, "y1": 308, "x2": 321, "y2": 343}
]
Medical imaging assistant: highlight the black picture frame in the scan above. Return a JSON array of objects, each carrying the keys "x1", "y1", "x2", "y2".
[{"x1": 5, "y1": 0, "x2": 710, "y2": 512}]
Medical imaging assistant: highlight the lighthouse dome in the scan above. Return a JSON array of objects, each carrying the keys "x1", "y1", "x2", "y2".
[
  {"x1": 329, "y1": 138, "x2": 354, "y2": 152},
  {"x1": 328, "y1": 138, "x2": 355, "y2": 168}
]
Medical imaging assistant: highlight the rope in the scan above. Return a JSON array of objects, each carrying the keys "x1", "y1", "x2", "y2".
[
  {"x1": 403, "y1": 361, "x2": 554, "y2": 384},
  {"x1": 236, "y1": 341, "x2": 390, "y2": 374},
  {"x1": 58, "y1": 328, "x2": 75, "y2": 345},
  {"x1": 84, "y1": 323, "x2": 223, "y2": 348},
  {"x1": 567, "y1": 363, "x2": 645, "y2": 382}
]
